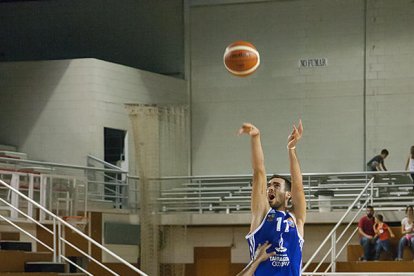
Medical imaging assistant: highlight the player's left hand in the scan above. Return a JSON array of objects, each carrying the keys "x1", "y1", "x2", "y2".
[
  {"x1": 254, "y1": 241, "x2": 276, "y2": 263},
  {"x1": 287, "y1": 119, "x2": 303, "y2": 149}
]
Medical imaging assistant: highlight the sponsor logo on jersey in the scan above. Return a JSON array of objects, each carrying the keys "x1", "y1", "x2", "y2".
[
  {"x1": 266, "y1": 213, "x2": 275, "y2": 222},
  {"x1": 270, "y1": 234, "x2": 290, "y2": 267},
  {"x1": 287, "y1": 218, "x2": 295, "y2": 228}
]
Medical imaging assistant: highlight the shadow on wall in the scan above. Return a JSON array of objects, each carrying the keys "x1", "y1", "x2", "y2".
[{"x1": 0, "y1": 60, "x2": 71, "y2": 153}]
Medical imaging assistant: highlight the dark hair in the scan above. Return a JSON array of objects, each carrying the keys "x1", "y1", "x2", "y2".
[
  {"x1": 410, "y1": 146, "x2": 414, "y2": 159},
  {"x1": 268, "y1": 174, "x2": 291, "y2": 191},
  {"x1": 375, "y1": 214, "x2": 383, "y2": 222},
  {"x1": 406, "y1": 205, "x2": 413, "y2": 214},
  {"x1": 381, "y1": 149, "x2": 389, "y2": 156},
  {"x1": 367, "y1": 205, "x2": 374, "y2": 210}
]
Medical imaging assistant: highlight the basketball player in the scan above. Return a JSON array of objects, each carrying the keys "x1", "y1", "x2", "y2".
[{"x1": 239, "y1": 120, "x2": 305, "y2": 276}]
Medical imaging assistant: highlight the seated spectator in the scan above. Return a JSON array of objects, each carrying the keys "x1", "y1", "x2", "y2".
[
  {"x1": 396, "y1": 205, "x2": 414, "y2": 261},
  {"x1": 358, "y1": 205, "x2": 376, "y2": 261},
  {"x1": 373, "y1": 214, "x2": 395, "y2": 260}
]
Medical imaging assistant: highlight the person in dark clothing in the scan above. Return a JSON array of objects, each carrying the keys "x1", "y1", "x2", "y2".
[
  {"x1": 367, "y1": 149, "x2": 389, "y2": 171},
  {"x1": 358, "y1": 205, "x2": 376, "y2": 261}
]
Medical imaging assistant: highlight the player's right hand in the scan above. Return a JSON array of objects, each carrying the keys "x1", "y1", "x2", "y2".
[{"x1": 238, "y1": 123, "x2": 260, "y2": 137}]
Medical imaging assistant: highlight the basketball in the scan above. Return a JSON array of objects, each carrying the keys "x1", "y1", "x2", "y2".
[{"x1": 223, "y1": 41, "x2": 260, "y2": 77}]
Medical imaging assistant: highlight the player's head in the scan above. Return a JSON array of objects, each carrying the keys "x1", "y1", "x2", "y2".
[
  {"x1": 410, "y1": 146, "x2": 414, "y2": 158},
  {"x1": 381, "y1": 149, "x2": 389, "y2": 158},
  {"x1": 366, "y1": 205, "x2": 374, "y2": 218},
  {"x1": 375, "y1": 214, "x2": 383, "y2": 223},
  {"x1": 405, "y1": 205, "x2": 413, "y2": 216},
  {"x1": 267, "y1": 174, "x2": 291, "y2": 210}
]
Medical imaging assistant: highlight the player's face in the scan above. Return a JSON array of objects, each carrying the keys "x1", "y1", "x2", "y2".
[{"x1": 267, "y1": 178, "x2": 290, "y2": 210}]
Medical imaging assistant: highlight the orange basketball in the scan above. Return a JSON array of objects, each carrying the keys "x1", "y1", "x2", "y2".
[{"x1": 223, "y1": 41, "x2": 260, "y2": 77}]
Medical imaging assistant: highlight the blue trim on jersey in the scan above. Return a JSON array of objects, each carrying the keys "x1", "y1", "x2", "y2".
[{"x1": 246, "y1": 208, "x2": 304, "y2": 276}]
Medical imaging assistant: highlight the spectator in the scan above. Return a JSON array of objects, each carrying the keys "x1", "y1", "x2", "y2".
[
  {"x1": 396, "y1": 206, "x2": 414, "y2": 261},
  {"x1": 373, "y1": 214, "x2": 395, "y2": 260},
  {"x1": 358, "y1": 205, "x2": 376, "y2": 261},
  {"x1": 405, "y1": 146, "x2": 414, "y2": 184},
  {"x1": 367, "y1": 149, "x2": 389, "y2": 171}
]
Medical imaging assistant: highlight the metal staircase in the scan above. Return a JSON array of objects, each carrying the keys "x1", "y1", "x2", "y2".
[{"x1": 0, "y1": 179, "x2": 147, "y2": 275}]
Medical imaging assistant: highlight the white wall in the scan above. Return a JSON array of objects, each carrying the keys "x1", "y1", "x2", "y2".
[
  {"x1": 0, "y1": 58, "x2": 187, "y2": 174},
  {"x1": 365, "y1": 0, "x2": 414, "y2": 169},
  {"x1": 189, "y1": 0, "x2": 414, "y2": 175},
  {"x1": 101, "y1": 213, "x2": 140, "y2": 263},
  {"x1": 159, "y1": 224, "x2": 359, "y2": 264}
]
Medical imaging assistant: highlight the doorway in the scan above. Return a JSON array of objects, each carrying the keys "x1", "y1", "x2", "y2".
[
  {"x1": 103, "y1": 127, "x2": 127, "y2": 205},
  {"x1": 194, "y1": 247, "x2": 231, "y2": 276}
]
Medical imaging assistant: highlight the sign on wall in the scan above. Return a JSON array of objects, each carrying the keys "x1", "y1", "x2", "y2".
[{"x1": 299, "y1": 58, "x2": 328, "y2": 68}]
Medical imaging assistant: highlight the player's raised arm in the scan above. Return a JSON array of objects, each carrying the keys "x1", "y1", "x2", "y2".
[
  {"x1": 239, "y1": 123, "x2": 270, "y2": 233},
  {"x1": 287, "y1": 120, "x2": 306, "y2": 237}
]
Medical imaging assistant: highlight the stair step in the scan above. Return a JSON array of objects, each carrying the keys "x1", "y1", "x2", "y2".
[
  {"x1": 0, "y1": 273, "x2": 58, "y2": 276},
  {"x1": 337, "y1": 260, "x2": 414, "y2": 272},
  {"x1": 0, "y1": 241, "x2": 31, "y2": 252},
  {"x1": 59, "y1": 274, "x2": 87, "y2": 276},
  {"x1": 18, "y1": 166, "x2": 53, "y2": 174},
  {"x1": 77, "y1": 199, "x2": 115, "y2": 210},
  {"x1": 0, "y1": 144, "x2": 17, "y2": 152},
  {"x1": 0, "y1": 232, "x2": 20, "y2": 241},
  {"x1": 0, "y1": 151, "x2": 27, "y2": 160},
  {"x1": 0, "y1": 251, "x2": 52, "y2": 272},
  {"x1": 25, "y1": 262, "x2": 65, "y2": 273}
]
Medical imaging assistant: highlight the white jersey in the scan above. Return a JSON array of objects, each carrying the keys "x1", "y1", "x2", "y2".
[
  {"x1": 402, "y1": 217, "x2": 414, "y2": 234},
  {"x1": 409, "y1": 158, "x2": 414, "y2": 172}
]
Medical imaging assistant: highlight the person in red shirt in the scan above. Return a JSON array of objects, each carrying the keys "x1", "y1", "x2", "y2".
[
  {"x1": 373, "y1": 214, "x2": 395, "y2": 260},
  {"x1": 358, "y1": 206, "x2": 376, "y2": 261}
]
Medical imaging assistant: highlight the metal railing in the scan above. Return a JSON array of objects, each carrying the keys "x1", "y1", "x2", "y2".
[
  {"x1": 302, "y1": 178, "x2": 374, "y2": 274},
  {"x1": 2, "y1": 153, "x2": 413, "y2": 216},
  {"x1": 0, "y1": 169, "x2": 87, "y2": 220},
  {"x1": 150, "y1": 171, "x2": 413, "y2": 214},
  {"x1": 86, "y1": 155, "x2": 129, "y2": 209},
  {"x1": 0, "y1": 155, "x2": 131, "y2": 211},
  {"x1": 0, "y1": 179, "x2": 147, "y2": 276}
]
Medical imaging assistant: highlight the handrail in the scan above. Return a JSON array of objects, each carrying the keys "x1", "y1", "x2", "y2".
[
  {"x1": 61, "y1": 255, "x2": 93, "y2": 276},
  {"x1": 128, "y1": 169, "x2": 414, "y2": 180},
  {"x1": 0, "y1": 179, "x2": 147, "y2": 276},
  {"x1": 302, "y1": 177, "x2": 374, "y2": 273},
  {"x1": 319, "y1": 200, "x2": 369, "y2": 273},
  {"x1": 309, "y1": 198, "x2": 369, "y2": 273},
  {"x1": 87, "y1": 154, "x2": 123, "y2": 171},
  {"x1": 0, "y1": 156, "x2": 127, "y2": 174},
  {"x1": 61, "y1": 238, "x2": 120, "y2": 276}
]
